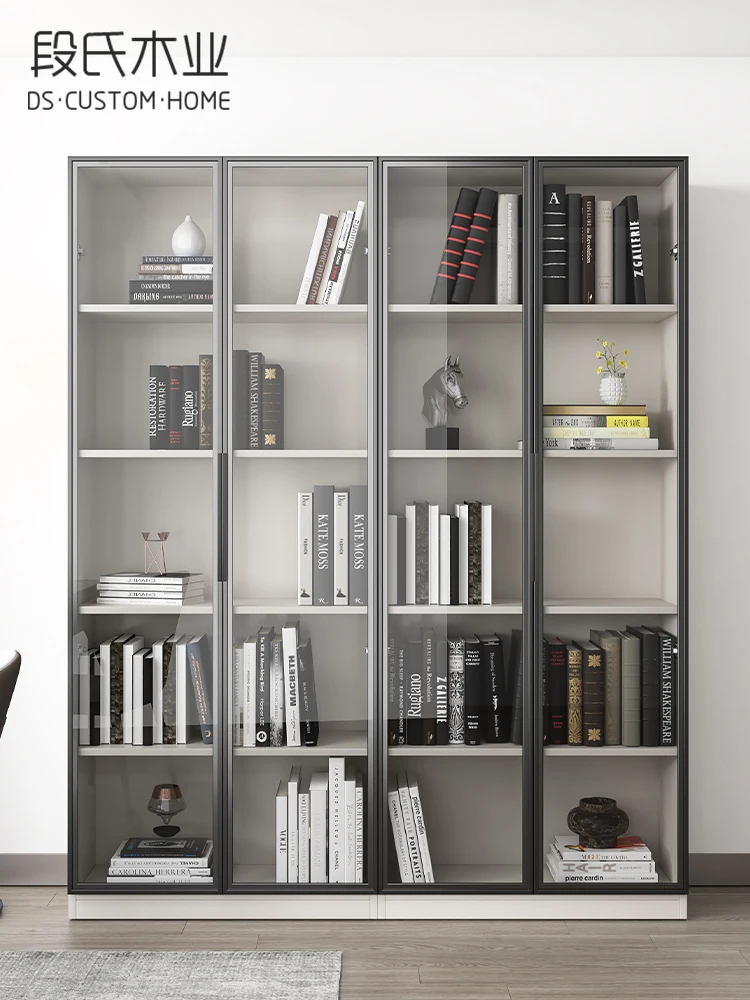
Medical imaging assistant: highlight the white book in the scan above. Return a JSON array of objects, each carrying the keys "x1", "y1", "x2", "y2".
[
  {"x1": 481, "y1": 504, "x2": 492, "y2": 605},
  {"x1": 309, "y1": 771, "x2": 328, "y2": 883},
  {"x1": 397, "y1": 770, "x2": 424, "y2": 883},
  {"x1": 428, "y1": 503, "x2": 440, "y2": 605},
  {"x1": 328, "y1": 756, "x2": 345, "y2": 883},
  {"x1": 387, "y1": 775, "x2": 413, "y2": 883},
  {"x1": 550, "y1": 844, "x2": 656, "y2": 874},
  {"x1": 344, "y1": 764, "x2": 357, "y2": 883},
  {"x1": 497, "y1": 193, "x2": 519, "y2": 304},
  {"x1": 281, "y1": 623, "x2": 301, "y2": 747},
  {"x1": 439, "y1": 514, "x2": 451, "y2": 606},
  {"x1": 546, "y1": 854, "x2": 657, "y2": 882},
  {"x1": 76, "y1": 650, "x2": 93, "y2": 746},
  {"x1": 132, "y1": 647, "x2": 152, "y2": 746},
  {"x1": 404, "y1": 504, "x2": 416, "y2": 605},
  {"x1": 407, "y1": 774, "x2": 434, "y2": 883},
  {"x1": 355, "y1": 772, "x2": 364, "y2": 884},
  {"x1": 107, "y1": 874, "x2": 214, "y2": 885},
  {"x1": 453, "y1": 503, "x2": 469, "y2": 605},
  {"x1": 242, "y1": 638, "x2": 257, "y2": 747},
  {"x1": 321, "y1": 209, "x2": 354, "y2": 305},
  {"x1": 269, "y1": 637, "x2": 285, "y2": 747},
  {"x1": 287, "y1": 766, "x2": 300, "y2": 884},
  {"x1": 98, "y1": 573, "x2": 204, "y2": 586},
  {"x1": 151, "y1": 635, "x2": 171, "y2": 745},
  {"x1": 296, "y1": 213, "x2": 328, "y2": 304},
  {"x1": 108, "y1": 867, "x2": 213, "y2": 879},
  {"x1": 174, "y1": 636, "x2": 190, "y2": 744},
  {"x1": 122, "y1": 635, "x2": 145, "y2": 745},
  {"x1": 297, "y1": 492, "x2": 313, "y2": 605},
  {"x1": 315, "y1": 211, "x2": 345, "y2": 303},
  {"x1": 232, "y1": 644, "x2": 243, "y2": 747},
  {"x1": 595, "y1": 200, "x2": 614, "y2": 304},
  {"x1": 275, "y1": 780, "x2": 288, "y2": 883},
  {"x1": 387, "y1": 514, "x2": 399, "y2": 605},
  {"x1": 96, "y1": 596, "x2": 205, "y2": 607},
  {"x1": 331, "y1": 200, "x2": 366, "y2": 305},
  {"x1": 333, "y1": 490, "x2": 349, "y2": 605},
  {"x1": 298, "y1": 776, "x2": 311, "y2": 884},
  {"x1": 99, "y1": 633, "x2": 130, "y2": 745}
]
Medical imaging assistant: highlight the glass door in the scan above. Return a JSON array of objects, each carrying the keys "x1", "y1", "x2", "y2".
[
  {"x1": 71, "y1": 159, "x2": 222, "y2": 891},
  {"x1": 227, "y1": 160, "x2": 376, "y2": 891},
  {"x1": 381, "y1": 159, "x2": 533, "y2": 892}
]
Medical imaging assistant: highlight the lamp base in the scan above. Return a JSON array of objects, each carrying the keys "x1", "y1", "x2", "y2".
[
  {"x1": 426, "y1": 426, "x2": 459, "y2": 449},
  {"x1": 153, "y1": 825, "x2": 181, "y2": 838}
]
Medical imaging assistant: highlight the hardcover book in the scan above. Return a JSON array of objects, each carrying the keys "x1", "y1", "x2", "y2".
[
  {"x1": 328, "y1": 757, "x2": 345, "y2": 883},
  {"x1": 542, "y1": 184, "x2": 567, "y2": 303},
  {"x1": 107, "y1": 633, "x2": 133, "y2": 745},
  {"x1": 333, "y1": 490, "x2": 349, "y2": 605},
  {"x1": 652, "y1": 628, "x2": 677, "y2": 746},
  {"x1": 315, "y1": 212, "x2": 346, "y2": 303},
  {"x1": 496, "y1": 193, "x2": 520, "y2": 305},
  {"x1": 261, "y1": 362, "x2": 283, "y2": 449},
  {"x1": 546, "y1": 636, "x2": 567, "y2": 745},
  {"x1": 256, "y1": 626, "x2": 274, "y2": 747},
  {"x1": 406, "y1": 635, "x2": 424, "y2": 745},
  {"x1": 269, "y1": 636, "x2": 285, "y2": 748},
  {"x1": 453, "y1": 503, "x2": 469, "y2": 604},
  {"x1": 591, "y1": 629, "x2": 621, "y2": 745},
  {"x1": 428, "y1": 504, "x2": 440, "y2": 605},
  {"x1": 388, "y1": 775, "x2": 414, "y2": 883},
  {"x1": 620, "y1": 195, "x2": 647, "y2": 303},
  {"x1": 452, "y1": 187, "x2": 498, "y2": 305},
  {"x1": 466, "y1": 501, "x2": 482, "y2": 605},
  {"x1": 313, "y1": 485, "x2": 334, "y2": 606},
  {"x1": 306, "y1": 213, "x2": 338, "y2": 304},
  {"x1": 297, "y1": 213, "x2": 329, "y2": 304},
  {"x1": 408, "y1": 775, "x2": 434, "y2": 883},
  {"x1": 232, "y1": 350, "x2": 249, "y2": 450},
  {"x1": 132, "y1": 650, "x2": 154, "y2": 746},
  {"x1": 447, "y1": 637, "x2": 465, "y2": 745},
  {"x1": 123, "y1": 635, "x2": 145, "y2": 745},
  {"x1": 387, "y1": 636, "x2": 407, "y2": 746},
  {"x1": 297, "y1": 636, "x2": 319, "y2": 747},
  {"x1": 243, "y1": 637, "x2": 257, "y2": 747},
  {"x1": 613, "y1": 203, "x2": 629, "y2": 304},
  {"x1": 627, "y1": 625, "x2": 660, "y2": 746},
  {"x1": 168, "y1": 365, "x2": 183, "y2": 449},
  {"x1": 614, "y1": 629, "x2": 641, "y2": 747},
  {"x1": 186, "y1": 633, "x2": 212, "y2": 745},
  {"x1": 297, "y1": 492, "x2": 313, "y2": 605},
  {"x1": 281, "y1": 623, "x2": 301, "y2": 747},
  {"x1": 159, "y1": 634, "x2": 178, "y2": 745},
  {"x1": 478, "y1": 634, "x2": 504, "y2": 743},
  {"x1": 595, "y1": 200, "x2": 614, "y2": 304},
  {"x1": 463, "y1": 636, "x2": 482, "y2": 746},
  {"x1": 430, "y1": 187, "x2": 480, "y2": 304},
  {"x1": 199, "y1": 354, "x2": 213, "y2": 449},
  {"x1": 439, "y1": 514, "x2": 451, "y2": 606},
  {"x1": 566, "y1": 643, "x2": 583, "y2": 745},
  {"x1": 404, "y1": 504, "x2": 416, "y2": 605},
  {"x1": 581, "y1": 195, "x2": 595, "y2": 304},
  {"x1": 481, "y1": 504, "x2": 492, "y2": 605},
  {"x1": 148, "y1": 365, "x2": 169, "y2": 449},
  {"x1": 566, "y1": 193, "x2": 582, "y2": 304},
  {"x1": 387, "y1": 513, "x2": 406, "y2": 606},
  {"x1": 576, "y1": 639, "x2": 604, "y2": 746},
  {"x1": 181, "y1": 364, "x2": 200, "y2": 449},
  {"x1": 332, "y1": 200, "x2": 366, "y2": 304},
  {"x1": 321, "y1": 209, "x2": 354, "y2": 305},
  {"x1": 310, "y1": 772, "x2": 328, "y2": 882},
  {"x1": 421, "y1": 627, "x2": 436, "y2": 746},
  {"x1": 348, "y1": 485, "x2": 367, "y2": 607},
  {"x1": 414, "y1": 501, "x2": 429, "y2": 605},
  {"x1": 397, "y1": 771, "x2": 425, "y2": 882},
  {"x1": 276, "y1": 780, "x2": 288, "y2": 882},
  {"x1": 435, "y1": 638, "x2": 449, "y2": 746},
  {"x1": 248, "y1": 352, "x2": 264, "y2": 449},
  {"x1": 509, "y1": 628, "x2": 524, "y2": 746}
]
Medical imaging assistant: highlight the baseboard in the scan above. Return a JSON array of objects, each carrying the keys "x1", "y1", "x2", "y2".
[
  {"x1": 0, "y1": 854, "x2": 66, "y2": 885},
  {"x1": 690, "y1": 854, "x2": 750, "y2": 886}
]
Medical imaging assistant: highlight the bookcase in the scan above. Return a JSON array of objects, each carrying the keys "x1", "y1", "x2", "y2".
[{"x1": 69, "y1": 156, "x2": 687, "y2": 919}]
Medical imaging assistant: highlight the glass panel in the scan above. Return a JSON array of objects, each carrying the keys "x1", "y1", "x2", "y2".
[
  {"x1": 539, "y1": 162, "x2": 682, "y2": 888},
  {"x1": 383, "y1": 162, "x2": 528, "y2": 888},
  {"x1": 72, "y1": 162, "x2": 219, "y2": 889},
  {"x1": 228, "y1": 162, "x2": 373, "y2": 887}
]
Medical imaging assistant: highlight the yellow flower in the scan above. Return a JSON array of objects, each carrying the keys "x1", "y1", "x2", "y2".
[
  {"x1": 602, "y1": 341, "x2": 608, "y2": 347},
  {"x1": 596, "y1": 350, "x2": 601, "y2": 358},
  {"x1": 620, "y1": 360, "x2": 628, "y2": 368},
  {"x1": 624, "y1": 349, "x2": 628, "y2": 356},
  {"x1": 597, "y1": 366, "x2": 603, "y2": 374}
]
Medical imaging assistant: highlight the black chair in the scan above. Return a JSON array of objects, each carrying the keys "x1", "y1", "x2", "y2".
[{"x1": 0, "y1": 649, "x2": 21, "y2": 916}]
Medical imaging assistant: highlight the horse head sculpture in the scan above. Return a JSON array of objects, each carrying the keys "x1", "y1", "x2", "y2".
[{"x1": 422, "y1": 356, "x2": 468, "y2": 428}]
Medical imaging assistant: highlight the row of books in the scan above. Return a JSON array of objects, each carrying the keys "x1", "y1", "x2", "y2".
[
  {"x1": 233, "y1": 351, "x2": 284, "y2": 450},
  {"x1": 524, "y1": 404, "x2": 660, "y2": 451},
  {"x1": 297, "y1": 203, "x2": 366, "y2": 305},
  {"x1": 148, "y1": 360, "x2": 212, "y2": 449},
  {"x1": 544, "y1": 627, "x2": 676, "y2": 748},
  {"x1": 107, "y1": 837, "x2": 213, "y2": 885},
  {"x1": 388, "y1": 772, "x2": 434, "y2": 883},
  {"x1": 543, "y1": 189, "x2": 647, "y2": 304},
  {"x1": 430, "y1": 188, "x2": 520, "y2": 306},
  {"x1": 387, "y1": 502, "x2": 492, "y2": 606},
  {"x1": 297, "y1": 486, "x2": 368, "y2": 606},
  {"x1": 131, "y1": 255, "x2": 214, "y2": 304},
  {"x1": 546, "y1": 835, "x2": 657, "y2": 883},
  {"x1": 232, "y1": 623, "x2": 318, "y2": 748},
  {"x1": 388, "y1": 631, "x2": 523, "y2": 747},
  {"x1": 77, "y1": 631, "x2": 212, "y2": 747},
  {"x1": 95, "y1": 572, "x2": 205, "y2": 607},
  {"x1": 276, "y1": 760, "x2": 364, "y2": 883}
]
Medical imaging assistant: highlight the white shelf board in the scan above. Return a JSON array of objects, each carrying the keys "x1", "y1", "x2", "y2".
[
  {"x1": 79, "y1": 450, "x2": 210, "y2": 459},
  {"x1": 389, "y1": 744, "x2": 521, "y2": 757},
  {"x1": 234, "y1": 730, "x2": 367, "y2": 757},
  {"x1": 79, "y1": 601, "x2": 212, "y2": 616},
  {"x1": 233, "y1": 304, "x2": 366, "y2": 322},
  {"x1": 389, "y1": 304, "x2": 522, "y2": 323},
  {"x1": 544, "y1": 597, "x2": 677, "y2": 615},
  {"x1": 234, "y1": 598, "x2": 367, "y2": 615},
  {"x1": 235, "y1": 450, "x2": 366, "y2": 459},
  {"x1": 389, "y1": 450, "x2": 521, "y2": 459},
  {"x1": 79, "y1": 304, "x2": 212, "y2": 322},
  {"x1": 544, "y1": 304, "x2": 677, "y2": 323},
  {"x1": 544, "y1": 450, "x2": 677, "y2": 459},
  {"x1": 78, "y1": 743, "x2": 212, "y2": 757},
  {"x1": 430, "y1": 864, "x2": 523, "y2": 885},
  {"x1": 544, "y1": 745, "x2": 678, "y2": 757},
  {"x1": 389, "y1": 602, "x2": 522, "y2": 615}
]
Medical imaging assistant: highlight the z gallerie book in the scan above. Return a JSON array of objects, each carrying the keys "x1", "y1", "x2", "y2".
[
  {"x1": 430, "y1": 187, "x2": 480, "y2": 304},
  {"x1": 448, "y1": 636, "x2": 465, "y2": 745},
  {"x1": 333, "y1": 490, "x2": 349, "y2": 605},
  {"x1": 261, "y1": 362, "x2": 283, "y2": 449},
  {"x1": 349, "y1": 485, "x2": 368, "y2": 607},
  {"x1": 313, "y1": 485, "x2": 334, "y2": 606},
  {"x1": 542, "y1": 184, "x2": 567, "y2": 303},
  {"x1": 148, "y1": 365, "x2": 169, "y2": 449},
  {"x1": 233, "y1": 350, "x2": 249, "y2": 450},
  {"x1": 435, "y1": 639, "x2": 449, "y2": 746},
  {"x1": 452, "y1": 187, "x2": 498, "y2": 305},
  {"x1": 619, "y1": 195, "x2": 647, "y2": 303},
  {"x1": 297, "y1": 491, "x2": 313, "y2": 605}
]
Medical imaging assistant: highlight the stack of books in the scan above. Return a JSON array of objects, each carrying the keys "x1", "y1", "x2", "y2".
[
  {"x1": 148, "y1": 358, "x2": 212, "y2": 450},
  {"x1": 107, "y1": 837, "x2": 213, "y2": 885},
  {"x1": 130, "y1": 255, "x2": 213, "y2": 305},
  {"x1": 518, "y1": 405, "x2": 658, "y2": 451},
  {"x1": 546, "y1": 835, "x2": 657, "y2": 883},
  {"x1": 276, "y1": 759, "x2": 364, "y2": 883},
  {"x1": 297, "y1": 202, "x2": 366, "y2": 305},
  {"x1": 297, "y1": 486, "x2": 368, "y2": 607},
  {"x1": 387, "y1": 771, "x2": 434, "y2": 883},
  {"x1": 96, "y1": 572, "x2": 205, "y2": 607},
  {"x1": 233, "y1": 351, "x2": 284, "y2": 450}
]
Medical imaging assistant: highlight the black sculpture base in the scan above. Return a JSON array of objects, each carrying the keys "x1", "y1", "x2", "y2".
[
  {"x1": 153, "y1": 824, "x2": 181, "y2": 838},
  {"x1": 426, "y1": 427, "x2": 459, "y2": 450}
]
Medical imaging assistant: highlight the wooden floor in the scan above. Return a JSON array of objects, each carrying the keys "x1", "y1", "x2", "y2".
[{"x1": 2, "y1": 888, "x2": 750, "y2": 998}]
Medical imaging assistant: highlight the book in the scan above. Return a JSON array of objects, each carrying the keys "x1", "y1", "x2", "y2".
[
  {"x1": 388, "y1": 633, "x2": 407, "y2": 746},
  {"x1": 652, "y1": 627, "x2": 677, "y2": 746},
  {"x1": 542, "y1": 184, "x2": 567, "y2": 303},
  {"x1": 463, "y1": 636, "x2": 482, "y2": 745},
  {"x1": 199, "y1": 354, "x2": 213, "y2": 449},
  {"x1": 553, "y1": 834, "x2": 652, "y2": 862},
  {"x1": 297, "y1": 636, "x2": 319, "y2": 747},
  {"x1": 408, "y1": 774, "x2": 434, "y2": 882},
  {"x1": 397, "y1": 771, "x2": 424, "y2": 882},
  {"x1": 613, "y1": 203, "x2": 629, "y2": 304},
  {"x1": 77, "y1": 649, "x2": 100, "y2": 747},
  {"x1": 122, "y1": 635, "x2": 145, "y2": 744},
  {"x1": 582, "y1": 194, "x2": 595, "y2": 304},
  {"x1": 478, "y1": 634, "x2": 504, "y2": 743},
  {"x1": 543, "y1": 415, "x2": 649, "y2": 428},
  {"x1": 116, "y1": 837, "x2": 212, "y2": 860},
  {"x1": 627, "y1": 625, "x2": 660, "y2": 746},
  {"x1": 438, "y1": 514, "x2": 451, "y2": 606},
  {"x1": 151, "y1": 636, "x2": 167, "y2": 744},
  {"x1": 404, "y1": 504, "x2": 416, "y2": 605},
  {"x1": 181, "y1": 364, "x2": 200, "y2": 449},
  {"x1": 130, "y1": 290, "x2": 212, "y2": 303},
  {"x1": 276, "y1": 780, "x2": 288, "y2": 883},
  {"x1": 406, "y1": 635, "x2": 423, "y2": 746},
  {"x1": 467, "y1": 501, "x2": 482, "y2": 605},
  {"x1": 132, "y1": 649, "x2": 153, "y2": 747},
  {"x1": 96, "y1": 596, "x2": 205, "y2": 607},
  {"x1": 174, "y1": 635, "x2": 191, "y2": 744},
  {"x1": 509, "y1": 628, "x2": 524, "y2": 746},
  {"x1": 355, "y1": 772, "x2": 364, "y2": 884},
  {"x1": 349, "y1": 485, "x2": 367, "y2": 608},
  {"x1": 481, "y1": 504, "x2": 492, "y2": 605},
  {"x1": 328, "y1": 756, "x2": 345, "y2": 883},
  {"x1": 233, "y1": 350, "x2": 249, "y2": 450},
  {"x1": 256, "y1": 626, "x2": 273, "y2": 747},
  {"x1": 297, "y1": 213, "x2": 329, "y2": 304},
  {"x1": 387, "y1": 514, "x2": 406, "y2": 606},
  {"x1": 139, "y1": 263, "x2": 213, "y2": 274},
  {"x1": 287, "y1": 766, "x2": 300, "y2": 883},
  {"x1": 107, "y1": 872, "x2": 213, "y2": 884},
  {"x1": 421, "y1": 627, "x2": 436, "y2": 746},
  {"x1": 329, "y1": 490, "x2": 347, "y2": 606},
  {"x1": 97, "y1": 572, "x2": 204, "y2": 586},
  {"x1": 620, "y1": 195, "x2": 647, "y2": 303},
  {"x1": 298, "y1": 775, "x2": 310, "y2": 884},
  {"x1": 591, "y1": 629, "x2": 621, "y2": 745},
  {"x1": 435, "y1": 638, "x2": 449, "y2": 746},
  {"x1": 448, "y1": 637, "x2": 465, "y2": 745},
  {"x1": 306, "y1": 213, "x2": 338, "y2": 304},
  {"x1": 168, "y1": 365, "x2": 183, "y2": 448},
  {"x1": 321, "y1": 209, "x2": 355, "y2": 305},
  {"x1": 297, "y1": 492, "x2": 313, "y2": 605},
  {"x1": 577, "y1": 639, "x2": 604, "y2": 746},
  {"x1": 309, "y1": 772, "x2": 328, "y2": 883},
  {"x1": 452, "y1": 187, "x2": 498, "y2": 305},
  {"x1": 344, "y1": 765, "x2": 357, "y2": 882},
  {"x1": 186, "y1": 633, "x2": 212, "y2": 745},
  {"x1": 549, "y1": 843, "x2": 655, "y2": 873},
  {"x1": 543, "y1": 404, "x2": 647, "y2": 416},
  {"x1": 248, "y1": 352, "x2": 264, "y2": 450},
  {"x1": 387, "y1": 774, "x2": 413, "y2": 883},
  {"x1": 313, "y1": 485, "x2": 334, "y2": 605},
  {"x1": 595, "y1": 200, "x2": 613, "y2": 304},
  {"x1": 546, "y1": 636, "x2": 567, "y2": 745},
  {"x1": 546, "y1": 854, "x2": 657, "y2": 883},
  {"x1": 261, "y1": 362, "x2": 283, "y2": 449},
  {"x1": 232, "y1": 644, "x2": 242, "y2": 746},
  {"x1": 315, "y1": 212, "x2": 346, "y2": 303},
  {"x1": 497, "y1": 193, "x2": 519, "y2": 305},
  {"x1": 103, "y1": 633, "x2": 132, "y2": 745},
  {"x1": 130, "y1": 278, "x2": 212, "y2": 292},
  {"x1": 428, "y1": 504, "x2": 440, "y2": 605},
  {"x1": 142, "y1": 255, "x2": 213, "y2": 265},
  {"x1": 148, "y1": 365, "x2": 169, "y2": 449},
  {"x1": 566, "y1": 643, "x2": 583, "y2": 745},
  {"x1": 97, "y1": 583, "x2": 204, "y2": 596},
  {"x1": 536, "y1": 438, "x2": 659, "y2": 451},
  {"x1": 414, "y1": 501, "x2": 429, "y2": 605},
  {"x1": 159, "y1": 634, "x2": 179, "y2": 745},
  {"x1": 281, "y1": 623, "x2": 301, "y2": 748},
  {"x1": 566, "y1": 193, "x2": 582, "y2": 304},
  {"x1": 543, "y1": 426, "x2": 650, "y2": 439},
  {"x1": 430, "y1": 187, "x2": 480, "y2": 304},
  {"x1": 332, "y1": 200, "x2": 366, "y2": 304},
  {"x1": 614, "y1": 629, "x2": 641, "y2": 747},
  {"x1": 269, "y1": 635, "x2": 285, "y2": 748}
]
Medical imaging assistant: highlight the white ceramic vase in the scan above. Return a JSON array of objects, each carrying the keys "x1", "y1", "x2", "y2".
[
  {"x1": 599, "y1": 374, "x2": 627, "y2": 406},
  {"x1": 171, "y1": 215, "x2": 206, "y2": 256}
]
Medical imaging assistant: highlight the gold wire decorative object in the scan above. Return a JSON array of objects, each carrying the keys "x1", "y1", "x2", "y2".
[{"x1": 143, "y1": 531, "x2": 170, "y2": 575}]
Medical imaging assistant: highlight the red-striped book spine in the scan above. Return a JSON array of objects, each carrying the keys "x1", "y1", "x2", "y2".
[
  {"x1": 429, "y1": 188, "x2": 480, "y2": 304},
  {"x1": 452, "y1": 188, "x2": 498, "y2": 304}
]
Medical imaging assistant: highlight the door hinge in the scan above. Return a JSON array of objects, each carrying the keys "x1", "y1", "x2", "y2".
[
  {"x1": 77, "y1": 244, "x2": 86, "y2": 262},
  {"x1": 670, "y1": 243, "x2": 678, "y2": 262}
]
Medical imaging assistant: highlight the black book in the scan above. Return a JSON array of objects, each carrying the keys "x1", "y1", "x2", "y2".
[
  {"x1": 135, "y1": 649, "x2": 154, "y2": 748},
  {"x1": 509, "y1": 628, "x2": 524, "y2": 746},
  {"x1": 421, "y1": 627, "x2": 436, "y2": 746},
  {"x1": 582, "y1": 195, "x2": 595, "y2": 304},
  {"x1": 199, "y1": 354, "x2": 213, "y2": 449},
  {"x1": 542, "y1": 637, "x2": 550, "y2": 746},
  {"x1": 148, "y1": 364, "x2": 169, "y2": 449},
  {"x1": 313, "y1": 485, "x2": 334, "y2": 606},
  {"x1": 463, "y1": 636, "x2": 482, "y2": 745},
  {"x1": 613, "y1": 203, "x2": 629, "y2": 304},
  {"x1": 248, "y1": 351, "x2": 264, "y2": 449},
  {"x1": 78, "y1": 649, "x2": 101, "y2": 747},
  {"x1": 90, "y1": 650, "x2": 101, "y2": 747},
  {"x1": 297, "y1": 636, "x2": 319, "y2": 747},
  {"x1": 452, "y1": 187, "x2": 498, "y2": 305},
  {"x1": 261, "y1": 361, "x2": 284, "y2": 450},
  {"x1": 435, "y1": 637, "x2": 449, "y2": 746},
  {"x1": 627, "y1": 625, "x2": 660, "y2": 746},
  {"x1": 430, "y1": 187, "x2": 480, "y2": 304},
  {"x1": 387, "y1": 633, "x2": 401, "y2": 746},
  {"x1": 393, "y1": 514, "x2": 406, "y2": 606},
  {"x1": 181, "y1": 364, "x2": 200, "y2": 449},
  {"x1": 233, "y1": 350, "x2": 249, "y2": 450},
  {"x1": 576, "y1": 639, "x2": 604, "y2": 747},
  {"x1": 546, "y1": 636, "x2": 568, "y2": 745},
  {"x1": 108, "y1": 633, "x2": 134, "y2": 745},
  {"x1": 129, "y1": 278, "x2": 212, "y2": 295},
  {"x1": 161, "y1": 635, "x2": 177, "y2": 746},
  {"x1": 652, "y1": 627, "x2": 677, "y2": 747},
  {"x1": 406, "y1": 635, "x2": 423, "y2": 745},
  {"x1": 414, "y1": 501, "x2": 429, "y2": 605},
  {"x1": 478, "y1": 634, "x2": 504, "y2": 743},
  {"x1": 619, "y1": 195, "x2": 647, "y2": 303},
  {"x1": 542, "y1": 184, "x2": 567, "y2": 303},
  {"x1": 256, "y1": 626, "x2": 274, "y2": 747},
  {"x1": 187, "y1": 634, "x2": 212, "y2": 745},
  {"x1": 119, "y1": 837, "x2": 210, "y2": 859},
  {"x1": 566, "y1": 193, "x2": 582, "y2": 304},
  {"x1": 168, "y1": 365, "x2": 183, "y2": 449},
  {"x1": 449, "y1": 514, "x2": 459, "y2": 605},
  {"x1": 466, "y1": 501, "x2": 482, "y2": 605}
]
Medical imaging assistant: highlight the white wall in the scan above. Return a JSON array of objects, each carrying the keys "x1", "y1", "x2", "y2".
[{"x1": 0, "y1": 52, "x2": 747, "y2": 854}]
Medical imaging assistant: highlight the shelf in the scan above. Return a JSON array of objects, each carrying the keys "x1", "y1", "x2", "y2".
[
  {"x1": 544, "y1": 598, "x2": 677, "y2": 616},
  {"x1": 233, "y1": 599, "x2": 367, "y2": 615},
  {"x1": 544, "y1": 304, "x2": 677, "y2": 323},
  {"x1": 389, "y1": 304, "x2": 522, "y2": 323},
  {"x1": 235, "y1": 450, "x2": 366, "y2": 459},
  {"x1": 79, "y1": 601, "x2": 212, "y2": 616},
  {"x1": 79, "y1": 450, "x2": 211, "y2": 459},
  {"x1": 233, "y1": 304, "x2": 366, "y2": 322},
  {"x1": 79, "y1": 743, "x2": 212, "y2": 757},
  {"x1": 234, "y1": 730, "x2": 367, "y2": 757},
  {"x1": 78, "y1": 304, "x2": 212, "y2": 322},
  {"x1": 544, "y1": 745, "x2": 678, "y2": 757},
  {"x1": 389, "y1": 602, "x2": 522, "y2": 615},
  {"x1": 431, "y1": 864, "x2": 523, "y2": 885},
  {"x1": 544, "y1": 450, "x2": 677, "y2": 459},
  {"x1": 389, "y1": 450, "x2": 521, "y2": 459},
  {"x1": 389, "y1": 744, "x2": 521, "y2": 757}
]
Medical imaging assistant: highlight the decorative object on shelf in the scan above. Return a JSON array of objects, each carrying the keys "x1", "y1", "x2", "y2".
[
  {"x1": 171, "y1": 215, "x2": 206, "y2": 257},
  {"x1": 143, "y1": 531, "x2": 170, "y2": 575},
  {"x1": 148, "y1": 783, "x2": 187, "y2": 838},
  {"x1": 596, "y1": 339, "x2": 628, "y2": 405},
  {"x1": 567, "y1": 796, "x2": 630, "y2": 849},
  {"x1": 422, "y1": 356, "x2": 468, "y2": 449}
]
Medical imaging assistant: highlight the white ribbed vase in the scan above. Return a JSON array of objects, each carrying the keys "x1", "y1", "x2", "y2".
[{"x1": 599, "y1": 375, "x2": 627, "y2": 405}]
